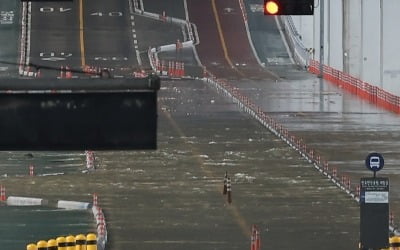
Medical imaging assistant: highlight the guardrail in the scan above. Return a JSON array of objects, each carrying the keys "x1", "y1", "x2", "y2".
[
  {"x1": 129, "y1": 0, "x2": 199, "y2": 45},
  {"x1": 202, "y1": 71, "x2": 399, "y2": 235},
  {"x1": 309, "y1": 59, "x2": 400, "y2": 114},
  {"x1": 277, "y1": 16, "x2": 310, "y2": 68}
]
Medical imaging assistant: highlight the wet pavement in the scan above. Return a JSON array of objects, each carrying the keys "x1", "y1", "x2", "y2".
[{"x1": 2, "y1": 0, "x2": 400, "y2": 249}]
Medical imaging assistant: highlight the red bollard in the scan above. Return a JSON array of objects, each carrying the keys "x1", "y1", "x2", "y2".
[
  {"x1": 29, "y1": 165, "x2": 34, "y2": 176},
  {"x1": 250, "y1": 225, "x2": 256, "y2": 250},
  {"x1": 324, "y1": 161, "x2": 329, "y2": 172},
  {"x1": 65, "y1": 66, "x2": 72, "y2": 79},
  {"x1": 255, "y1": 226, "x2": 261, "y2": 250},
  {"x1": 0, "y1": 185, "x2": 6, "y2": 201},
  {"x1": 59, "y1": 66, "x2": 65, "y2": 79},
  {"x1": 93, "y1": 193, "x2": 98, "y2": 207}
]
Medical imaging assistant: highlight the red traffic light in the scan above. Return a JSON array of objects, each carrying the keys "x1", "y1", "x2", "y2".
[
  {"x1": 264, "y1": 1, "x2": 279, "y2": 15},
  {"x1": 264, "y1": 0, "x2": 314, "y2": 15}
]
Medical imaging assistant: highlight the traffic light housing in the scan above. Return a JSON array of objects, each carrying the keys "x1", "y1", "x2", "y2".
[{"x1": 264, "y1": 0, "x2": 314, "y2": 15}]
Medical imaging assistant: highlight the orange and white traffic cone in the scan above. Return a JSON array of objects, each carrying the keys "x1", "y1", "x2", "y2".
[
  {"x1": 223, "y1": 171, "x2": 228, "y2": 195},
  {"x1": 227, "y1": 177, "x2": 232, "y2": 204}
]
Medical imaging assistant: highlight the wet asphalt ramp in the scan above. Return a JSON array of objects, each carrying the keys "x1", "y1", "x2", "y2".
[{"x1": 88, "y1": 79, "x2": 359, "y2": 250}]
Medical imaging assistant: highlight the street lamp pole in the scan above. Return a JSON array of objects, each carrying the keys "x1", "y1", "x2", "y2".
[{"x1": 318, "y1": 0, "x2": 324, "y2": 78}]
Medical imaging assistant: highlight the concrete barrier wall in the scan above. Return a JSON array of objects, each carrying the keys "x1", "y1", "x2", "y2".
[
  {"x1": 291, "y1": 0, "x2": 400, "y2": 96},
  {"x1": 6, "y1": 196, "x2": 47, "y2": 206}
]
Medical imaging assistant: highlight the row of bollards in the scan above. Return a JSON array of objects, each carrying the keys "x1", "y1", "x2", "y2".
[
  {"x1": 222, "y1": 171, "x2": 232, "y2": 204},
  {"x1": 26, "y1": 233, "x2": 97, "y2": 250},
  {"x1": 204, "y1": 72, "x2": 399, "y2": 231}
]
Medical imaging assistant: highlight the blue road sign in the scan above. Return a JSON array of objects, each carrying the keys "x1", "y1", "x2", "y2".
[{"x1": 365, "y1": 153, "x2": 384, "y2": 172}]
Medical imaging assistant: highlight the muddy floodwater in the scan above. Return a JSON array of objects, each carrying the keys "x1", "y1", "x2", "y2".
[{"x1": 0, "y1": 78, "x2": 367, "y2": 249}]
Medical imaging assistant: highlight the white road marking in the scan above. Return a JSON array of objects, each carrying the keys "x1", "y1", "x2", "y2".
[{"x1": 128, "y1": 0, "x2": 141, "y2": 66}]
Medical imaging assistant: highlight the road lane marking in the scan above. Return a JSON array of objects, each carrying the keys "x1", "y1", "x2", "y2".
[
  {"x1": 79, "y1": 0, "x2": 86, "y2": 67},
  {"x1": 211, "y1": 0, "x2": 244, "y2": 77},
  {"x1": 128, "y1": 0, "x2": 141, "y2": 66}
]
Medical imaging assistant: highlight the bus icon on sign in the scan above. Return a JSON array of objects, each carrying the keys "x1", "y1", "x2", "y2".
[
  {"x1": 365, "y1": 152, "x2": 384, "y2": 173},
  {"x1": 369, "y1": 156, "x2": 381, "y2": 170}
]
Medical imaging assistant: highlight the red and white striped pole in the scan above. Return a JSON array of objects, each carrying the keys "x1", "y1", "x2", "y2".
[
  {"x1": 93, "y1": 193, "x2": 98, "y2": 207},
  {"x1": 29, "y1": 165, "x2": 34, "y2": 176},
  {"x1": 86, "y1": 150, "x2": 95, "y2": 170},
  {"x1": 250, "y1": 225, "x2": 256, "y2": 250},
  {"x1": 227, "y1": 177, "x2": 232, "y2": 204},
  {"x1": 0, "y1": 185, "x2": 6, "y2": 201},
  {"x1": 255, "y1": 226, "x2": 261, "y2": 250},
  {"x1": 223, "y1": 171, "x2": 228, "y2": 195}
]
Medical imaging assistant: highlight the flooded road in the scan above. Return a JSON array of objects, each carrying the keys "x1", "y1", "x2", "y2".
[
  {"x1": 229, "y1": 76, "x2": 400, "y2": 212},
  {"x1": 3, "y1": 74, "x2": 393, "y2": 249},
  {"x1": 3, "y1": 77, "x2": 357, "y2": 250}
]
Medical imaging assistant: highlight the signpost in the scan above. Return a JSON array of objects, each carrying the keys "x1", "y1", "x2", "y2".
[{"x1": 360, "y1": 153, "x2": 389, "y2": 249}]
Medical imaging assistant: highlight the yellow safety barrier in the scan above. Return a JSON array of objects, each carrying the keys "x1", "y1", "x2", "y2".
[
  {"x1": 86, "y1": 233, "x2": 97, "y2": 250},
  {"x1": 36, "y1": 240, "x2": 47, "y2": 250},
  {"x1": 57, "y1": 236, "x2": 67, "y2": 250},
  {"x1": 47, "y1": 239, "x2": 57, "y2": 250},
  {"x1": 66, "y1": 235, "x2": 76, "y2": 250},
  {"x1": 26, "y1": 243, "x2": 37, "y2": 250},
  {"x1": 75, "y1": 234, "x2": 86, "y2": 250},
  {"x1": 390, "y1": 236, "x2": 400, "y2": 250},
  {"x1": 27, "y1": 233, "x2": 97, "y2": 250}
]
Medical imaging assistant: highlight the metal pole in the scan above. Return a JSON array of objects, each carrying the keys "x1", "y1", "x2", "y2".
[
  {"x1": 318, "y1": 0, "x2": 325, "y2": 78},
  {"x1": 379, "y1": 0, "x2": 383, "y2": 88},
  {"x1": 360, "y1": 0, "x2": 364, "y2": 79}
]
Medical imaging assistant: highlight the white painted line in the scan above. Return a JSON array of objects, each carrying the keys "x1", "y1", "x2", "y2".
[
  {"x1": 135, "y1": 50, "x2": 142, "y2": 66},
  {"x1": 134, "y1": 40, "x2": 138, "y2": 44},
  {"x1": 131, "y1": 16, "x2": 134, "y2": 20},
  {"x1": 131, "y1": 21, "x2": 135, "y2": 26},
  {"x1": 133, "y1": 34, "x2": 137, "y2": 38}
]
